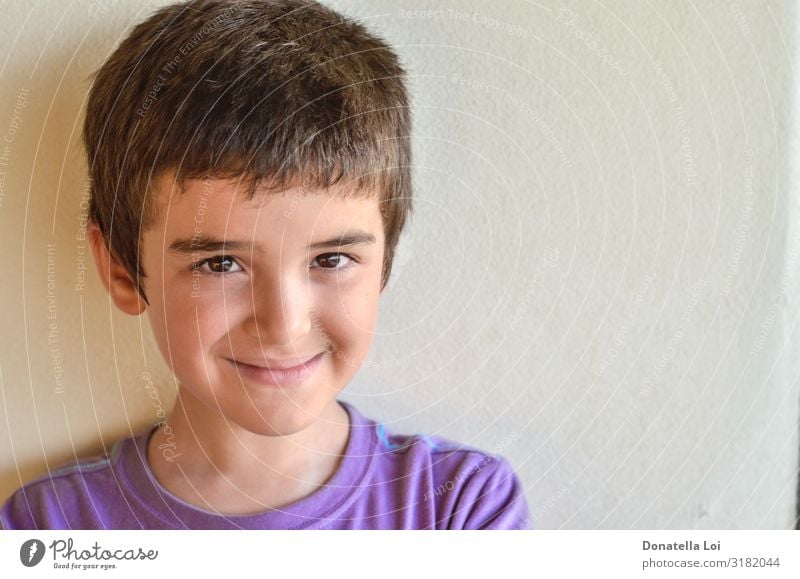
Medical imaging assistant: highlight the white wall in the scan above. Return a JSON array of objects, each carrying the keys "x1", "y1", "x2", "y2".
[{"x1": 0, "y1": 0, "x2": 797, "y2": 529}]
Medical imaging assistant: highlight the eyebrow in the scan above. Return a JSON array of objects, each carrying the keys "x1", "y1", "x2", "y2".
[{"x1": 168, "y1": 231, "x2": 377, "y2": 254}]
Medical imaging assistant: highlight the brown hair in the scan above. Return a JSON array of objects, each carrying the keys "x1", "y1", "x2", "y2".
[{"x1": 83, "y1": 0, "x2": 412, "y2": 303}]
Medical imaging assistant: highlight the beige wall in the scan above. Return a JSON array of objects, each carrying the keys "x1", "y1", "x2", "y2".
[{"x1": 1, "y1": 0, "x2": 798, "y2": 528}]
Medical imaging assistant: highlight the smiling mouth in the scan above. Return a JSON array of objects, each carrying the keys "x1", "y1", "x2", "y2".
[
  {"x1": 226, "y1": 352, "x2": 324, "y2": 373},
  {"x1": 231, "y1": 354, "x2": 320, "y2": 372}
]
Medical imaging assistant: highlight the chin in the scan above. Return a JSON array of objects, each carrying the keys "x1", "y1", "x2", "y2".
[{"x1": 234, "y1": 409, "x2": 319, "y2": 437}]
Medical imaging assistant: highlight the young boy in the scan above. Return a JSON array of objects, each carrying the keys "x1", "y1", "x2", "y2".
[{"x1": 1, "y1": 0, "x2": 530, "y2": 530}]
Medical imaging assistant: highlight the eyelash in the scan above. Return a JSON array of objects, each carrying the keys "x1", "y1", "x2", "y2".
[{"x1": 189, "y1": 253, "x2": 359, "y2": 278}]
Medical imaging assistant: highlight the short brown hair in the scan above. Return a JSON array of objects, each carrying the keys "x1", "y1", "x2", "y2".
[{"x1": 83, "y1": 0, "x2": 412, "y2": 303}]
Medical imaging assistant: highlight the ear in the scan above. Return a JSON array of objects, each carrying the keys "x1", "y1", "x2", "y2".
[{"x1": 87, "y1": 221, "x2": 147, "y2": 315}]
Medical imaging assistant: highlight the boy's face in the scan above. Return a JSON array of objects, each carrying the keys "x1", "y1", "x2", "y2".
[{"x1": 91, "y1": 171, "x2": 385, "y2": 436}]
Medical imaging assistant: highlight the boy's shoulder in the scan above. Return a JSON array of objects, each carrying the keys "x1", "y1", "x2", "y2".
[
  {"x1": 0, "y1": 437, "x2": 133, "y2": 530},
  {"x1": 347, "y1": 402, "x2": 530, "y2": 529}
]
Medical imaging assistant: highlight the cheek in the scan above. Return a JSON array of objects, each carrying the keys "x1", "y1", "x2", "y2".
[
  {"x1": 154, "y1": 286, "x2": 241, "y2": 365},
  {"x1": 321, "y1": 284, "x2": 380, "y2": 351}
]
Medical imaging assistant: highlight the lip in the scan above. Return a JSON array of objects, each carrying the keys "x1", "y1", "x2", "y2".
[{"x1": 226, "y1": 352, "x2": 324, "y2": 387}]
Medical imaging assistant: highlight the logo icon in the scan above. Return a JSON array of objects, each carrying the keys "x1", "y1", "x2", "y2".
[{"x1": 19, "y1": 539, "x2": 45, "y2": 567}]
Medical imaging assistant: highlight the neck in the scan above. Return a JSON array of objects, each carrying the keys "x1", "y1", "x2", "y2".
[{"x1": 146, "y1": 387, "x2": 350, "y2": 514}]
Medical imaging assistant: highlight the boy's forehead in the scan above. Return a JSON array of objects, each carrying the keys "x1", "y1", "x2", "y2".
[
  {"x1": 154, "y1": 171, "x2": 377, "y2": 211},
  {"x1": 150, "y1": 171, "x2": 382, "y2": 237}
]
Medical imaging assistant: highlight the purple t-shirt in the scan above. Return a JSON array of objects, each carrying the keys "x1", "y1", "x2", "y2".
[{"x1": 1, "y1": 400, "x2": 530, "y2": 530}]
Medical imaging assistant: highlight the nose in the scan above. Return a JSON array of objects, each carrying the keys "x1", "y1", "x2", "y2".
[{"x1": 242, "y1": 271, "x2": 312, "y2": 345}]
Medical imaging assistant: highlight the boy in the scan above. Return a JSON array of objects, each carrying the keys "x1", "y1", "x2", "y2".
[{"x1": 1, "y1": 0, "x2": 530, "y2": 529}]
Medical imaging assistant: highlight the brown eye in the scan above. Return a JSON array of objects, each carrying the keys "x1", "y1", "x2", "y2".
[
  {"x1": 192, "y1": 255, "x2": 242, "y2": 276},
  {"x1": 209, "y1": 256, "x2": 236, "y2": 273},
  {"x1": 312, "y1": 253, "x2": 354, "y2": 270}
]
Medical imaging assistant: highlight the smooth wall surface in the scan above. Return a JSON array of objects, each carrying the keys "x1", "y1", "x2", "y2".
[{"x1": 0, "y1": 0, "x2": 798, "y2": 528}]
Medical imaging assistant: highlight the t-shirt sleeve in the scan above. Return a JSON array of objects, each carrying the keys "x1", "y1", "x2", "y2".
[
  {"x1": 1, "y1": 486, "x2": 40, "y2": 530},
  {"x1": 447, "y1": 454, "x2": 531, "y2": 530},
  {"x1": 1, "y1": 480, "x2": 73, "y2": 530}
]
